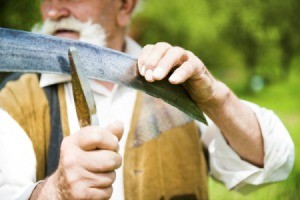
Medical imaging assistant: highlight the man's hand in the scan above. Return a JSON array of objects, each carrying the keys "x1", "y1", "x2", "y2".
[
  {"x1": 34, "y1": 121, "x2": 124, "y2": 200},
  {"x1": 137, "y1": 42, "x2": 223, "y2": 106}
]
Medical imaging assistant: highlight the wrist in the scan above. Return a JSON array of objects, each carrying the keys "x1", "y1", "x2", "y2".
[
  {"x1": 32, "y1": 170, "x2": 62, "y2": 200},
  {"x1": 197, "y1": 81, "x2": 232, "y2": 112},
  {"x1": 29, "y1": 180, "x2": 46, "y2": 200}
]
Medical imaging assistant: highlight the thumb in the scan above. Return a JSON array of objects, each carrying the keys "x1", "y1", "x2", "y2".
[{"x1": 105, "y1": 121, "x2": 124, "y2": 141}]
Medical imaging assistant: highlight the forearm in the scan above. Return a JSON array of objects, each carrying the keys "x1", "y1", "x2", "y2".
[{"x1": 199, "y1": 81, "x2": 264, "y2": 167}]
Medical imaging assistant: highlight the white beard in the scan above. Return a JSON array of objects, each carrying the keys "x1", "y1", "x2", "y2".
[{"x1": 32, "y1": 16, "x2": 107, "y2": 47}]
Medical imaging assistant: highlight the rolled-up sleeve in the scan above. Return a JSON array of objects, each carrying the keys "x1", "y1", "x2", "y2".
[{"x1": 199, "y1": 101, "x2": 295, "y2": 191}]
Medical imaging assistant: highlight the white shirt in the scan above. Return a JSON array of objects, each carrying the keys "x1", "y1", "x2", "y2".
[{"x1": 0, "y1": 37, "x2": 294, "y2": 199}]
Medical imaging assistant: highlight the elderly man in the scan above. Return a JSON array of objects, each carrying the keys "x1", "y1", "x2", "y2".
[{"x1": 0, "y1": 0, "x2": 294, "y2": 199}]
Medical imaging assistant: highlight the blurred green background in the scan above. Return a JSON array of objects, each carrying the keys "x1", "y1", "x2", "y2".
[{"x1": 0, "y1": 0, "x2": 299, "y2": 199}]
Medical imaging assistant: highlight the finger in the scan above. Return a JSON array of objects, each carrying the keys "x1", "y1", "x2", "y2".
[
  {"x1": 152, "y1": 46, "x2": 188, "y2": 81},
  {"x1": 143, "y1": 42, "x2": 172, "y2": 71},
  {"x1": 142, "y1": 43, "x2": 172, "y2": 82},
  {"x1": 73, "y1": 185, "x2": 113, "y2": 200},
  {"x1": 145, "y1": 69, "x2": 155, "y2": 82},
  {"x1": 169, "y1": 61, "x2": 207, "y2": 84},
  {"x1": 168, "y1": 61, "x2": 195, "y2": 84},
  {"x1": 77, "y1": 126, "x2": 119, "y2": 151},
  {"x1": 105, "y1": 121, "x2": 124, "y2": 141},
  {"x1": 83, "y1": 150, "x2": 122, "y2": 172},
  {"x1": 138, "y1": 44, "x2": 154, "y2": 76},
  {"x1": 86, "y1": 187, "x2": 113, "y2": 200},
  {"x1": 83, "y1": 171, "x2": 116, "y2": 188}
]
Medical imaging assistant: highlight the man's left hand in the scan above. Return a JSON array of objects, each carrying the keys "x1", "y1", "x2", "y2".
[{"x1": 138, "y1": 42, "x2": 221, "y2": 107}]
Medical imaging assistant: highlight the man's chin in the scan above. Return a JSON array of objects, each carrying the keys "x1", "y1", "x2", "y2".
[{"x1": 53, "y1": 32, "x2": 80, "y2": 40}]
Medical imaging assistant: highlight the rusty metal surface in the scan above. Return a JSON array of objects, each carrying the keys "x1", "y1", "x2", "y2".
[{"x1": 68, "y1": 47, "x2": 98, "y2": 127}]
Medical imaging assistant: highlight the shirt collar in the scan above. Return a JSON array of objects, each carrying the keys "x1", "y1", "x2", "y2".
[{"x1": 39, "y1": 36, "x2": 142, "y2": 96}]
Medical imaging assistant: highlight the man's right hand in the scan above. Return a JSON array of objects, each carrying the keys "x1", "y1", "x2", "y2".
[{"x1": 32, "y1": 121, "x2": 124, "y2": 200}]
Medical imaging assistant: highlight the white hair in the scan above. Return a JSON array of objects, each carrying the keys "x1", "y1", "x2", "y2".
[{"x1": 32, "y1": 16, "x2": 107, "y2": 47}]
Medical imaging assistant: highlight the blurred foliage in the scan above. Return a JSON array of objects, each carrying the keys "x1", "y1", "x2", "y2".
[
  {"x1": 0, "y1": 0, "x2": 41, "y2": 31},
  {"x1": 131, "y1": 0, "x2": 300, "y2": 91},
  {"x1": 0, "y1": 0, "x2": 41, "y2": 82}
]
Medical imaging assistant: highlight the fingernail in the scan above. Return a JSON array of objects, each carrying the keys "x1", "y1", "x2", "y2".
[
  {"x1": 141, "y1": 65, "x2": 146, "y2": 76},
  {"x1": 153, "y1": 67, "x2": 164, "y2": 79},
  {"x1": 145, "y1": 69, "x2": 154, "y2": 82},
  {"x1": 114, "y1": 136, "x2": 119, "y2": 143},
  {"x1": 169, "y1": 74, "x2": 180, "y2": 83}
]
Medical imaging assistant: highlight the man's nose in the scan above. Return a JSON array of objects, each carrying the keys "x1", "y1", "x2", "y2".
[{"x1": 46, "y1": 1, "x2": 70, "y2": 21}]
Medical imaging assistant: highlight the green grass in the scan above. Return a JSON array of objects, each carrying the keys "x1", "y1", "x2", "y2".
[{"x1": 209, "y1": 64, "x2": 300, "y2": 200}]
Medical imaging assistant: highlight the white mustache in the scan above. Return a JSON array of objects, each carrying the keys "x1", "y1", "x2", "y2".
[
  {"x1": 40, "y1": 16, "x2": 88, "y2": 35},
  {"x1": 33, "y1": 16, "x2": 107, "y2": 47}
]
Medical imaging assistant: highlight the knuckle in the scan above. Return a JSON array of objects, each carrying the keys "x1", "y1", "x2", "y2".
[
  {"x1": 60, "y1": 136, "x2": 71, "y2": 152},
  {"x1": 101, "y1": 187, "x2": 113, "y2": 200},
  {"x1": 195, "y1": 63, "x2": 202, "y2": 72},
  {"x1": 80, "y1": 125, "x2": 93, "y2": 135},
  {"x1": 97, "y1": 172, "x2": 115, "y2": 187},
  {"x1": 144, "y1": 60, "x2": 155, "y2": 69},
  {"x1": 103, "y1": 159, "x2": 116, "y2": 170},
  {"x1": 67, "y1": 180, "x2": 85, "y2": 199},
  {"x1": 137, "y1": 57, "x2": 144, "y2": 66},
  {"x1": 155, "y1": 42, "x2": 171, "y2": 49},
  {"x1": 143, "y1": 44, "x2": 154, "y2": 50},
  {"x1": 177, "y1": 68, "x2": 187, "y2": 78},
  {"x1": 71, "y1": 187, "x2": 85, "y2": 199},
  {"x1": 84, "y1": 192, "x2": 98, "y2": 200},
  {"x1": 65, "y1": 170, "x2": 81, "y2": 186},
  {"x1": 172, "y1": 46, "x2": 185, "y2": 53},
  {"x1": 114, "y1": 143, "x2": 119, "y2": 152},
  {"x1": 166, "y1": 47, "x2": 184, "y2": 59},
  {"x1": 91, "y1": 129, "x2": 104, "y2": 144},
  {"x1": 185, "y1": 62, "x2": 194, "y2": 73},
  {"x1": 60, "y1": 147, "x2": 76, "y2": 169},
  {"x1": 62, "y1": 152, "x2": 78, "y2": 169},
  {"x1": 110, "y1": 171, "x2": 117, "y2": 181},
  {"x1": 101, "y1": 153, "x2": 122, "y2": 170},
  {"x1": 114, "y1": 153, "x2": 122, "y2": 168},
  {"x1": 186, "y1": 50, "x2": 194, "y2": 57},
  {"x1": 101, "y1": 174, "x2": 115, "y2": 187}
]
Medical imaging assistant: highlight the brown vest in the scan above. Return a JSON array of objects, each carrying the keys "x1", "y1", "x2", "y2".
[{"x1": 0, "y1": 74, "x2": 208, "y2": 199}]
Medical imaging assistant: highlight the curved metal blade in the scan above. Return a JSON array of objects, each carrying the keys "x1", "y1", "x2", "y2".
[{"x1": 0, "y1": 27, "x2": 207, "y2": 124}]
